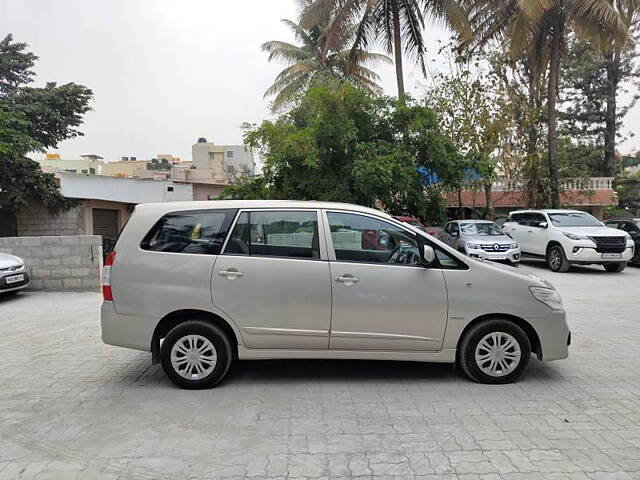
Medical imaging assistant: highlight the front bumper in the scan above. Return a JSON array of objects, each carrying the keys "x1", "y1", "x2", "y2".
[
  {"x1": 466, "y1": 247, "x2": 521, "y2": 264},
  {"x1": 567, "y1": 246, "x2": 633, "y2": 264},
  {"x1": 532, "y1": 309, "x2": 570, "y2": 361},
  {"x1": 0, "y1": 270, "x2": 30, "y2": 292}
]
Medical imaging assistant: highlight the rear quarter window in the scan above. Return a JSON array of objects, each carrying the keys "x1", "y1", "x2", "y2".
[{"x1": 140, "y1": 209, "x2": 236, "y2": 255}]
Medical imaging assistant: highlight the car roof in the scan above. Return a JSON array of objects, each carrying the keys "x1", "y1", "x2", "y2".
[
  {"x1": 454, "y1": 219, "x2": 495, "y2": 223},
  {"x1": 134, "y1": 200, "x2": 394, "y2": 219},
  {"x1": 510, "y1": 209, "x2": 585, "y2": 215}
]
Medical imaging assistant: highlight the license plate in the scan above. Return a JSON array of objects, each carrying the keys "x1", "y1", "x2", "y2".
[
  {"x1": 5, "y1": 274, "x2": 24, "y2": 284},
  {"x1": 602, "y1": 253, "x2": 622, "y2": 259},
  {"x1": 487, "y1": 254, "x2": 507, "y2": 260}
]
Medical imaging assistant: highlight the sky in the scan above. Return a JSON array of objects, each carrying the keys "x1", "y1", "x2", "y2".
[{"x1": 3, "y1": 0, "x2": 639, "y2": 163}]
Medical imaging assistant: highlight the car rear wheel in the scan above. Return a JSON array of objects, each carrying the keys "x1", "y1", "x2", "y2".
[
  {"x1": 458, "y1": 319, "x2": 531, "y2": 384},
  {"x1": 546, "y1": 245, "x2": 570, "y2": 272},
  {"x1": 603, "y1": 262, "x2": 626, "y2": 273},
  {"x1": 160, "y1": 320, "x2": 233, "y2": 389}
]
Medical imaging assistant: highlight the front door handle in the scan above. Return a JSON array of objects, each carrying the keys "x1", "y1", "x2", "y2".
[
  {"x1": 219, "y1": 269, "x2": 244, "y2": 279},
  {"x1": 335, "y1": 274, "x2": 359, "y2": 285}
]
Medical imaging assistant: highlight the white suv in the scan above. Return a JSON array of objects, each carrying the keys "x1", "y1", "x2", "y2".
[
  {"x1": 503, "y1": 209, "x2": 634, "y2": 273},
  {"x1": 101, "y1": 200, "x2": 570, "y2": 388}
]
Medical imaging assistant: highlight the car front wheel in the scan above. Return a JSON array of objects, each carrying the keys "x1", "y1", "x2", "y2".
[
  {"x1": 458, "y1": 319, "x2": 531, "y2": 384},
  {"x1": 546, "y1": 245, "x2": 570, "y2": 272},
  {"x1": 160, "y1": 320, "x2": 233, "y2": 389}
]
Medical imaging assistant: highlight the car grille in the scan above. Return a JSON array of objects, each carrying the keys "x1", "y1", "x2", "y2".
[
  {"x1": 590, "y1": 236, "x2": 626, "y2": 253},
  {"x1": 0, "y1": 265, "x2": 22, "y2": 272},
  {"x1": 480, "y1": 244, "x2": 510, "y2": 252}
]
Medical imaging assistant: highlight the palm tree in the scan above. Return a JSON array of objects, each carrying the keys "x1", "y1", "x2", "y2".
[
  {"x1": 262, "y1": 17, "x2": 391, "y2": 110},
  {"x1": 468, "y1": 0, "x2": 627, "y2": 207},
  {"x1": 301, "y1": 0, "x2": 469, "y2": 98},
  {"x1": 602, "y1": 1, "x2": 640, "y2": 176}
]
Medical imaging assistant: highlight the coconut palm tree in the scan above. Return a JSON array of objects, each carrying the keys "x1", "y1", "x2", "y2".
[
  {"x1": 262, "y1": 17, "x2": 391, "y2": 111},
  {"x1": 467, "y1": 0, "x2": 627, "y2": 207},
  {"x1": 300, "y1": 0, "x2": 470, "y2": 98}
]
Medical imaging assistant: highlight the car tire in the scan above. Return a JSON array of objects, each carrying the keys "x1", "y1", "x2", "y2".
[
  {"x1": 603, "y1": 262, "x2": 626, "y2": 273},
  {"x1": 546, "y1": 245, "x2": 570, "y2": 272},
  {"x1": 458, "y1": 319, "x2": 531, "y2": 384},
  {"x1": 160, "y1": 320, "x2": 233, "y2": 389}
]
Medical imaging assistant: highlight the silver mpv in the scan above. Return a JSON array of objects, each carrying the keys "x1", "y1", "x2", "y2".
[{"x1": 101, "y1": 201, "x2": 570, "y2": 389}]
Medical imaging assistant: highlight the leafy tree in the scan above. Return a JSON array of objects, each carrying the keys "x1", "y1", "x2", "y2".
[
  {"x1": 561, "y1": 34, "x2": 640, "y2": 176},
  {"x1": 0, "y1": 34, "x2": 92, "y2": 212},
  {"x1": 301, "y1": 0, "x2": 469, "y2": 97},
  {"x1": 222, "y1": 84, "x2": 461, "y2": 224},
  {"x1": 468, "y1": 0, "x2": 628, "y2": 208},
  {"x1": 263, "y1": 11, "x2": 391, "y2": 111},
  {"x1": 425, "y1": 44, "x2": 510, "y2": 219}
]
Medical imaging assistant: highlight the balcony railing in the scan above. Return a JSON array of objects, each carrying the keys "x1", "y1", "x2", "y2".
[{"x1": 488, "y1": 177, "x2": 613, "y2": 192}]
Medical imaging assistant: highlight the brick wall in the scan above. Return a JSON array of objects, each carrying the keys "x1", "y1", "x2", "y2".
[
  {"x1": 17, "y1": 203, "x2": 85, "y2": 236},
  {"x1": 0, "y1": 236, "x2": 102, "y2": 291}
]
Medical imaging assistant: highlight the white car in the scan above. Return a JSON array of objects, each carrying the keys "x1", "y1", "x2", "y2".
[
  {"x1": 101, "y1": 200, "x2": 570, "y2": 388},
  {"x1": 502, "y1": 209, "x2": 634, "y2": 273},
  {"x1": 0, "y1": 253, "x2": 30, "y2": 295}
]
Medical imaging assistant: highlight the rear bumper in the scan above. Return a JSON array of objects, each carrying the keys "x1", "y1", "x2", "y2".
[
  {"x1": 101, "y1": 301, "x2": 157, "y2": 352},
  {"x1": 532, "y1": 309, "x2": 570, "y2": 361},
  {"x1": 567, "y1": 246, "x2": 633, "y2": 264}
]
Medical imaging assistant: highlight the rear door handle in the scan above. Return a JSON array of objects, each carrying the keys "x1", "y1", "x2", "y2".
[
  {"x1": 335, "y1": 275, "x2": 359, "y2": 285},
  {"x1": 219, "y1": 269, "x2": 244, "y2": 279}
]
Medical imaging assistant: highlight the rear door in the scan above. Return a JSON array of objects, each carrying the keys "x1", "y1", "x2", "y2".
[
  {"x1": 325, "y1": 210, "x2": 447, "y2": 351},
  {"x1": 212, "y1": 209, "x2": 331, "y2": 350}
]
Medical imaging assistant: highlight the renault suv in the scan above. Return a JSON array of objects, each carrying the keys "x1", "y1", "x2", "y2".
[
  {"x1": 438, "y1": 220, "x2": 520, "y2": 265},
  {"x1": 101, "y1": 200, "x2": 570, "y2": 389},
  {"x1": 503, "y1": 209, "x2": 634, "y2": 272}
]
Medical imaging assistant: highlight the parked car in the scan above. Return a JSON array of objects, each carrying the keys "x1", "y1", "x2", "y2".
[
  {"x1": 604, "y1": 218, "x2": 640, "y2": 265},
  {"x1": 438, "y1": 220, "x2": 521, "y2": 265},
  {"x1": 102, "y1": 200, "x2": 570, "y2": 389},
  {"x1": 503, "y1": 209, "x2": 634, "y2": 272},
  {"x1": 0, "y1": 253, "x2": 30, "y2": 295}
]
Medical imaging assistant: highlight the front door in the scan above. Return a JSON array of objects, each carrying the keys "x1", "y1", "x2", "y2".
[
  {"x1": 325, "y1": 211, "x2": 448, "y2": 351},
  {"x1": 212, "y1": 210, "x2": 331, "y2": 350}
]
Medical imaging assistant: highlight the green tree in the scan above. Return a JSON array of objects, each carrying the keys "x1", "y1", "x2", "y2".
[
  {"x1": 222, "y1": 84, "x2": 461, "y2": 224},
  {"x1": 301, "y1": 0, "x2": 469, "y2": 97},
  {"x1": 0, "y1": 34, "x2": 92, "y2": 212},
  {"x1": 263, "y1": 12, "x2": 391, "y2": 111},
  {"x1": 468, "y1": 0, "x2": 628, "y2": 207}
]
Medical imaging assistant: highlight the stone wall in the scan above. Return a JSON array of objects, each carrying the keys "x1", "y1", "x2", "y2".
[
  {"x1": 0, "y1": 235, "x2": 102, "y2": 291},
  {"x1": 17, "y1": 203, "x2": 85, "y2": 237}
]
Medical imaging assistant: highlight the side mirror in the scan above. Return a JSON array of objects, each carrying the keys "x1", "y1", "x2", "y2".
[
  {"x1": 538, "y1": 221, "x2": 548, "y2": 229},
  {"x1": 421, "y1": 244, "x2": 436, "y2": 266},
  {"x1": 630, "y1": 231, "x2": 639, "y2": 239},
  {"x1": 451, "y1": 230, "x2": 459, "y2": 238}
]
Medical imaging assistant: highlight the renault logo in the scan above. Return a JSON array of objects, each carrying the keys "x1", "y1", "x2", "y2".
[{"x1": 493, "y1": 244, "x2": 500, "y2": 251}]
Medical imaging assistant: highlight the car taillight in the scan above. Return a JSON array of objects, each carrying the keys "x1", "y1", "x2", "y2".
[{"x1": 102, "y1": 251, "x2": 115, "y2": 301}]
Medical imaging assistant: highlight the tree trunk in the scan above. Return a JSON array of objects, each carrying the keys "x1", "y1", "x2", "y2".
[
  {"x1": 391, "y1": 0, "x2": 405, "y2": 98},
  {"x1": 483, "y1": 181, "x2": 494, "y2": 220},
  {"x1": 547, "y1": 17, "x2": 563, "y2": 209},
  {"x1": 604, "y1": 51, "x2": 620, "y2": 177}
]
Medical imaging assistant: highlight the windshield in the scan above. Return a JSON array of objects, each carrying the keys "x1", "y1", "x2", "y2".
[
  {"x1": 548, "y1": 212, "x2": 601, "y2": 227},
  {"x1": 460, "y1": 223, "x2": 504, "y2": 236}
]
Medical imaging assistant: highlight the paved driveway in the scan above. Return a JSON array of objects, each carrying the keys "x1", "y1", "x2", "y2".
[{"x1": 1, "y1": 262, "x2": 640, "y2": 479}]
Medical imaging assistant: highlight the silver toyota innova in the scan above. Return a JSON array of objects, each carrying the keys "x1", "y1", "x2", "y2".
[{"x1": 101, "y1": 201, "x2": 570, "y2": 389}]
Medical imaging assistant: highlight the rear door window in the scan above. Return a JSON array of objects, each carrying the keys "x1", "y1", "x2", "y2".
[
  {"x1": 224, "y1": 210, "x2": 320, "y2": 259},
  {"x1": 141, "y1": 209, "x2": 236, "y2": 255}
]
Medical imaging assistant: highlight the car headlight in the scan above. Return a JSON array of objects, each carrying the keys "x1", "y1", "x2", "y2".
[
  {"x1": 510, "y1": 243, "x2": 518, "y2": 249},
  {"x1": 530, "y1": 286, "x2": 563, "y2": 310},
  {"x1": 562, "y1": 232, "x2": 588, "y2": 241},
  {"x1": 467, "y1": 242, "x2": 481, "y2": 249}
]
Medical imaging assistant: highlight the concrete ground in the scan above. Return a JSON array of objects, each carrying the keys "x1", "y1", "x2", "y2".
[{"x1": 1, "y1": 261, "x2": 639, "y2": 480}]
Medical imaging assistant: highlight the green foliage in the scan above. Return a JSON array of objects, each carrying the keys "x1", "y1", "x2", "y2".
[
  {"x1": 221, "y1": 84, "x2": 461, "y2": 223},
  {"x1": 0, "y1": 34, "x2": 92, "y2": 212}
]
